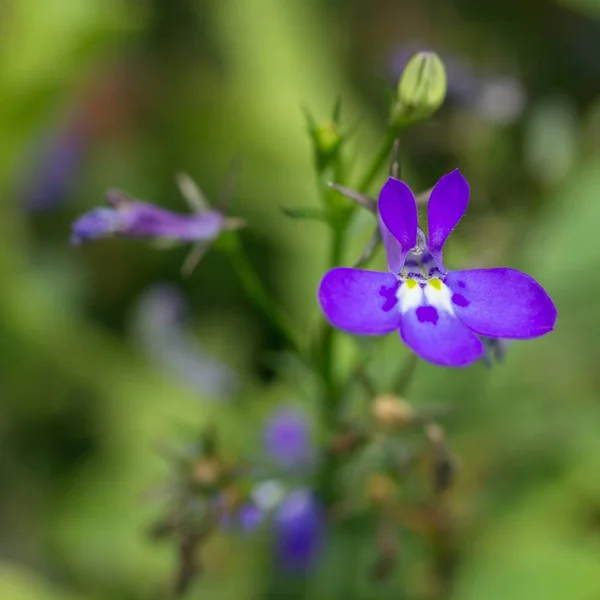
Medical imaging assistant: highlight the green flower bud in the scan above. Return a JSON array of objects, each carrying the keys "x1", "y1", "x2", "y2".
[
  {"x1": 303, "y1": 105, "x2": 343, "y2": 173},
  {"x1": 315, "y1": 120, "x2": 341, "y2": 156},
  {"x1": 392, "y1": 51, "x2": 447, "y2": 127},
  {"x1": 312, "y1": 120, "x2": 342, "y2": 172}
]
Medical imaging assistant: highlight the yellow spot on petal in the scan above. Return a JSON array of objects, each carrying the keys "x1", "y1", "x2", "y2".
[
  {"x1": 429, "y1": 278, "x2": 442, "y2": 291},
  {"x1": 405, "y1": 279, "x2": 418, "y2": 289}
]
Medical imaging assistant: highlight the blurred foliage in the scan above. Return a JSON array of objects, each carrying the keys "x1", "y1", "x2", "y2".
[{"x1": 1, "y1": 0, "x2": 600, "y2": 599}]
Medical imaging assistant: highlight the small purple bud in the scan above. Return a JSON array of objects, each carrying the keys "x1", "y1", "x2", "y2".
[
  {"x1": 274, "y1": 490, "x2": 323, "y2": 572},
  {"x1": 218, "y1": 498, "x2": 264, "y2": 534},
  {"x1": 238, "y1": 503, "x2": 264, "y2": 533},
  {"x1": 264, "y1": 407, "x2": 312, "y2": 471}
]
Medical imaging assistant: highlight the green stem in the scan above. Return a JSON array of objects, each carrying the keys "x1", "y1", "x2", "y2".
[
  {"x1": 319, "y1": 221, "x2": 345, "y2": 398},
  {"x1": 393, "y1": 351, "x2": 419, "y2": 396},
  {"x1": 227, "y1": 235, "x2": 301, "y2": 355},
  {"x1": 319, "y1": 126, "x2": 399, "y2": 401},
  {"x1": 357, "y1": 128, "x2": 398, "y2": 193},
  {"x1": 316, "y1": 127, "x2": 405, "y2": 505}
]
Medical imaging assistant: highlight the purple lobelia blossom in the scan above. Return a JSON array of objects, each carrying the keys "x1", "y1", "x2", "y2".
[
  {"x1": 273, "y1": 489, "x2": 323, "y2": 572},
  {"x1": 318, "y1": 170, "x2": 557, "y2": 367},
  {"x1": 263, "y1": 407, "x2": 313, "y2": 471},
  {"x1": 71, "y1": 189, "x2": 226, "y2": 246},
  {"x1": 131, "y1": 284, "x2": 238, "y2": 398}
]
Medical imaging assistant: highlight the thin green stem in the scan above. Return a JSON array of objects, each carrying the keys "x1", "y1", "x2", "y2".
[
  {"x1": 357, "y1": 128, "x2": 398, "y2": 193},
  {"x1": 227, "y1": 235, "x2": 301, "y2": 355},
  {"x1": 393, "y1": 351, "x2": 419, "y2": 396},
  {"x1": 319, "y1": 221, "x2": 345, "y2": 397}
]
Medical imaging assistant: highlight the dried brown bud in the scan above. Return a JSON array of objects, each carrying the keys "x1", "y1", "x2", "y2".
[
  {"x1": 366, "y1": 473, "x2": 396, "y2": 506},
  {"x1": 373, "y1": 394, "x2": 416, "y2": 428},
  {"x1": 425, "y1": 423, "x2": 458, "y2": 494},
  {"x1": 191, "y1": 458, "x2": 221, "y2": 487},
  {"x1": 329, "y1": 429, "x2": 367, "y2": 455},
  {"x1": 425, "y1": 423, "x2": 445, "y2": 444}
]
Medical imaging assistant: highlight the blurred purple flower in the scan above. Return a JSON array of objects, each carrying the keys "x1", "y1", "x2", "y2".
[
  {"x1": 219, "y1": 500, "x2": 265, "y2": 533},
  {"x1": 274, "y1": 489, "x2": 324, "y2": 572},
  {"x1": 390, "y1": 45, "x2": 527, "y2": 125},
  {"x1": 71, "y1": 189, "x2": 225, "y2": 246},
  {"x1": 21, "y1": 126, "x2": 85, "y2": 212},
  {"x1": 238, "y1": 502, "x2": 265, "y2": 532},
  {"x1": 264, "y1": 407, "x2": 313, "y2": 471},
  {"x1": 131, "y1": 283, "x2": 238, "y2": 398}
]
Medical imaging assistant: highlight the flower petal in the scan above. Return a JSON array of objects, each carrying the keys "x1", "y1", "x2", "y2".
[
  {"x1": 445, "y1": 268, "x2": 557, "y2": 339},
  {"x1": 126, "y1": 203, "x2": 224, "y2": 241},
  {"x1": 274, "y1": 490, "x2": 324, "y2": 572},
  {"x1": 400, "y1": 305, "x2": 484, "y2": 367},
  {"x1": 70, "y1": 208, "x2": 123, "y2": 245},
  {"x1": 378, "y1": 212, "x2": 404, "y2": 273},
  {"x1": 378, "y1": 178, "x2": 418, "y2": 265},
  {"x1": 427, "y1": 170, "x2": 469, "y2": 266},
  {"x1": 264, "y1": 407, "x2": 312, "y2": 471},
  {"x1": 318, "y1": 268, "x2": 402, "y2": 335}
]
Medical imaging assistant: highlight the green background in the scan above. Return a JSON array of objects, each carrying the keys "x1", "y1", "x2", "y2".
[{"x1": 1, "y1": 0, "x2": 600, "y2": 598}]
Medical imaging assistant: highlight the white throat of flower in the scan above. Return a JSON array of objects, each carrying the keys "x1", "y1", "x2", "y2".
[{"x1": 395, "y1": 231, "x2": 454, "y2": 316}]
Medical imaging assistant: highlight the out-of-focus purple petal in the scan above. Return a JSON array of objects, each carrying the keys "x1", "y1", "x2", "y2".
[
  {"x1": 70, "y1": 207, "x2": 123, "y2": 245},
  {"x1": 445, "y1": 268, "x2": 557, "y2": 339},
  {"x1": 274, "y1": 490, "x2": 323, "y2": 572},
  {"x1": 131, "y1": 284, "x2": 238, "y2": 398},
  {"x1": 378, "y1": 178, "x2": 418, "y2": 266},
  {"x1": 264, "y1": 407, "x2": 312, "y2": 471},
  {"x1": 238, "y1": 503, "x2": 265, "y2": 533},
  {"x1": 122, "y1": 203, "x2": 224, "y2": 241},
  {"x1": 23, "y1": 128, "x2": 84, "y2": 213},
  {"x1": 427, "y1": 170, "x2": 469, "y2": 268},
  {"x1": 400, "y1": 306, "x2": 483, "y2": 367},
  {"x1": 319, "y1": 268, "x2": 402, "y2": 335}
]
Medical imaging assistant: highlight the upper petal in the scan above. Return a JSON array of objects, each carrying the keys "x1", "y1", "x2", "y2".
[
  {"x1": 378, "y1": 178, "x2": 418, "y2": 260},
  {"x1": 318, "y1": 267, "x2": 402, "y2": 335},
  {"x1": 445, "y1": 268, "x2": 557, "y2": 339},
  {"x1": 378, "y1": 212, "x2": 404, "y2": 273},
  {"x1": 398, "y1": 280, "x2": 484, "y2": 367},
  {"x1": 427, "y1": 170, "x2": 469, "y2": 266}
]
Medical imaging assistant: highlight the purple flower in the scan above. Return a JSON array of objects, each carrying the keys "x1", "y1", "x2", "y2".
[
  {"x1": 264, "y1": 407, "x2": 313, "y2": 471},
  {"x1": 131, "y1": 284, "x2": 238, "y2": 398},
  {"x1": 219, "y1": 501, "x2": 265, "y2": 533},
  {"x1": 71, "y1": 190, "x2": 224, "y2": 246},
  {"x1": 238, "y1": 502, "x2": 265, "y2": 531},
  {"x1": 22, "y1": 127, "x2": 85, "y2": 212},
  {"x1": 318, "y1": 171, "x2": 557, "y2": 367},
  {"x1": 273, "y1": 490, "x2": 323, "y2": 572}
]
